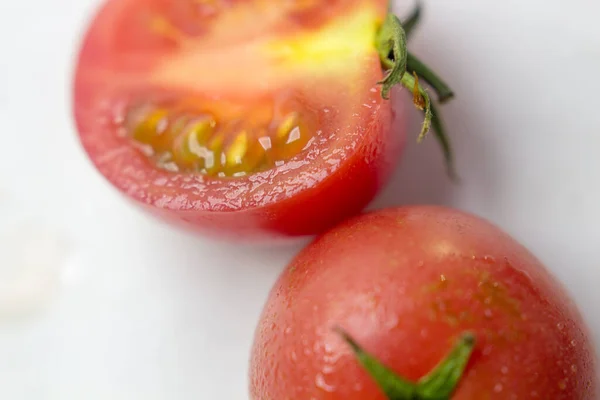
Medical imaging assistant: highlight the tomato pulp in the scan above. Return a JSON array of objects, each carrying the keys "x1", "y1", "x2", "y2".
[
  {"x1": 250, "y1": 206, "x2": 597, "y2": 399},
  {"x1": 72, "y1": 0, "x2": 415, "y2": 239}
]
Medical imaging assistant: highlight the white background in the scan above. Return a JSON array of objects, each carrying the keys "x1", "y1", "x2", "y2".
[{"x1": 0, "y1": 0, "x2": 599, "y2": 398}]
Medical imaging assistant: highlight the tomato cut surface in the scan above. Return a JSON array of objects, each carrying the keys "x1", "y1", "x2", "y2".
[
  {"x1": 249, "y1": 206, "x2": 598, "y2": 399},
  {"x1": 73, "y1": 0, "x2": 405, "y2": 238}
]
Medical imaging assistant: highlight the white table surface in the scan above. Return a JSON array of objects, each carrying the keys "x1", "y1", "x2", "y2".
[{"x1": 0, "y1": 0, "x2": 599, "y2": 398}]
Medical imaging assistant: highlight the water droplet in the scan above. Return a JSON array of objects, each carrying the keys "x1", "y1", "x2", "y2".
[
  {"x1": 384, "y1": 314, "x2": 399, "y2": 329},
  {"x1": 570, "y1": 339, "x2": 577, "y2": 347},
  {"x1": 322, "y1": 364, "x2": 335, "y2": 374},
  {"x1": 501, "y1": 366, "x2": 509, "y2": 374},
  {"x1": 315, "y1": 373, "x2": 335, "y2": 392},
  {"x1": 483, "y1": 345, "x2": 493, "y2": 356},
  {"x1": 557, "y1": 322, "x2": 565, "y2": 331},
  {"x1": 493, "y1": 383, "x2": 503, "y2": 393},
  {"x1": 571, "y1": 364, "x2": 578, "y2": 373},
  {"x1": 290, "y1": 351, "x2": 298, "y2": 361},
  {"x1": 484, "y1": 309, "x2": 493, "y2": 318},
  {"x1": 558, "y1": 380, "x2": 567, "y2": 390}
]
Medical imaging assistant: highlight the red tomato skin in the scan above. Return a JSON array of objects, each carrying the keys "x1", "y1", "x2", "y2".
[
  {"x1": 249, "y1": 206, "x2": 598, "y2": 399},
  {"x1": 73, "y1": 0, "x2": 404, "y2": 240}
]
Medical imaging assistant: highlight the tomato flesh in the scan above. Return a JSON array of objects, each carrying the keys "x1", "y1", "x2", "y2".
[
  {"x1": 250, "y1": 206, "x2": 598, "y2": 399},
  {"x1": 73, "y1": 0, "x2": 403, "y2": 238}
]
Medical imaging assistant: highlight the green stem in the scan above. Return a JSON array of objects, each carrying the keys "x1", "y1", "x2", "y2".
[
  {"x1": 336, "y1": 327, "x2": 476, "y2": 400},
  {"x1": 402, "y1": 1, "x2": 423, "y2": 39},
  {"x1": 377, "y1": 13, "x2": 408, "y2": 100},
  {"x1": 376, "y1": 5, "x2": 458, "y2": 180},
  {"x1": 416, "y1": 333, "x2": 475, "y2": 399},
  {"x1": 407, "y1": 53, "x2": 454, "y2": 103},
  {"x1": 376, "y1": 14, "x2": 431, "y2": 140},
  {"x1": 335, "y1": 327, "x2": 417, "y2": 398},
  {"x1": 429, "y1": 101, "x2": 457, "y2": 181},
  {"x1": 400, "y1": 71, "x2": 432, "y2": 141}
]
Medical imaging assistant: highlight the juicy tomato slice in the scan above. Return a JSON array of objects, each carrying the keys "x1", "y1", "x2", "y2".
[
  {"x1": 73, "y1": 0, "x2": 404, "y2": 238},
  {"x1": 250, "y1": 206, "x2": 598, "y2": 399}
]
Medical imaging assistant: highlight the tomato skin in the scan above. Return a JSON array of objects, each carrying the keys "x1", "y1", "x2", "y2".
[
  {"x1": 249, "y1": 206, "x2": 597, "y2": 399},
  {"x1": 72, "y1": 0, "x2": 404, "y2": 239}
]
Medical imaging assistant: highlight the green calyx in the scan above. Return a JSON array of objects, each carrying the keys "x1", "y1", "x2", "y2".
[
  {"x1": 377, "y1": 13, "x2": 408, "y2": 100},
  {"x1": 335, "y1": 327, "x2": 476, "y2": 400},
  {"x1": 375, "y1": 1, "x2": 457, "y2": 179}
]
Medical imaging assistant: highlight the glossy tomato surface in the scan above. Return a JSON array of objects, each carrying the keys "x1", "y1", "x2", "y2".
[
  {"x1": 72, "y1": 0, "x2": 405, "y2": 239},
  {"x1": 250, "y1": 206, "x2": 597, "y2": 399}
]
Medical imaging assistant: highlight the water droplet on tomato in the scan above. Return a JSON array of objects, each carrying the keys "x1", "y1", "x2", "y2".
[
  {"x1": 483, "y1": 255, "x2": 496, "y2": 263},
  {"x1": 315, "y1": 372, "x2": 335, "y2": 392},
  {"x1": 384, "y1": 313, "x2": 399, "y2": 329},
  {"x1": 483, "y1": 345, "x2": 493, "y2": 356},
  {"x1": 322, "y1": 364, "x2": 335, "y2": 374},
  {"x1": 558, "y1": 379, "x2": 568, "y2": 390}
]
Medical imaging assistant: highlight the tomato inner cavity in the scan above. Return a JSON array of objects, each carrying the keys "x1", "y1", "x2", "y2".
[{"x1": 121, "y1": 95, "x2": 317, "y2": 177}]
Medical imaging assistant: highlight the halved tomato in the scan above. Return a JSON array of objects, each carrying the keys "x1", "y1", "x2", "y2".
[{"x1": 73, "y1": 0, "x2": 448, "y2": 239}]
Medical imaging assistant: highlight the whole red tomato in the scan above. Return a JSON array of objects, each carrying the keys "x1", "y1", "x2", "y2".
[
  {"x1": 72, "y1": 0, "x2": 451, "y2": 239},
  {"x1": 250, "y1": 206, "x2": 597, "y2": 399}
]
